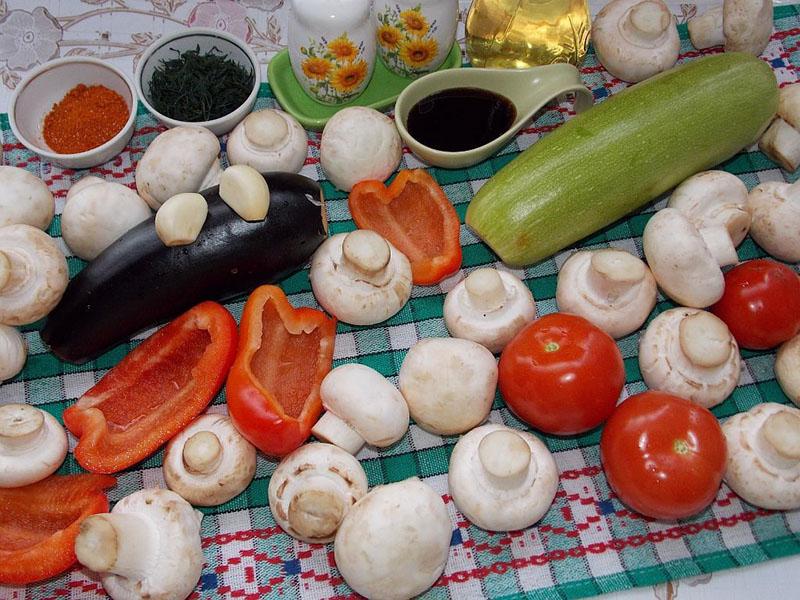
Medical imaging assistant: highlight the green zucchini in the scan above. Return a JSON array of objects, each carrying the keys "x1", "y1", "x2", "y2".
[{"x1": 465, "y1": 53, "x2": 778, "y2": 267}]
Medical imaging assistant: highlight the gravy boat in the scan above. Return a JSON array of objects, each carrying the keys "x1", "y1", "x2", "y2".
[{"x1": 394, "y1": 64, "x2": 594, "y2": 169}]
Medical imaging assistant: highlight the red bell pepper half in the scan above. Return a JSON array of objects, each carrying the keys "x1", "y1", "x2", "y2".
[
  {"x1": 63, "y1": 301, "x2": 237, "y2": 473},
  {"x1": 0, "y1": 473, "x2": 116, "y2": 585},
  {"x1": 348, "y1": 169, "x2": 462, "y2": 285},
  {"x1": 227, "y1": 285, "x2": 336, "y2": 458}
]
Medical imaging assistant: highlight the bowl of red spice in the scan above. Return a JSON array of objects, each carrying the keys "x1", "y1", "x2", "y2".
[{"x1": 8, "y1": 57, "x2": 137, "y2": 169}]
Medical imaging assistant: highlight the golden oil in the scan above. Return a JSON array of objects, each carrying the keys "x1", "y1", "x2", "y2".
[{"x1": 466, "y1": 0, "x2": 591, "y2": 68}]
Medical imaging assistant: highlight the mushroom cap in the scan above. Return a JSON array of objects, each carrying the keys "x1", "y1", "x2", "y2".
[
  {"x1": 134, "y1": 126, "x2": 222, "y2": 210},
  {"x1": 0, "y1": 224, "x2": 68, "y2": 325},
  {"x1": 444, "y1": 269, "x2": 536, "y2": 353},
  {"x1": 667, "y1": 170, "x2": 751, "y2": 247},
  {"x1": 309, "y1": 231, "x2": 412, "y2": 326},
  {"x1": 268, "y1": 442, "x2": 368, "y2": 544},
  {"x1": 723, "y1": 0, "x2": 772, "y2": 55},
  {"x1": 778, "y1": 83, "x2": 800, "y2": 131},
  {"x1": 101, "y1": 488, "x2": 204, "y2": 600},
  {"x1": 776, "y1": 333, "x2": 800, "y2": 407},
  {"x1": 747, "y1": 181, "x2": 800, "y2": 263},
  {"x1": 227, "y1": 109, "x2": 308, "y2": 174},
  {"x1": 62, "y1": 177, "x2": 152, "y2": 261},
  {"x1": 556, "y1": 249, "x2": 656, "y2": 339},
  {"x1": 0, "y1": 403, "x2": 67, "y2": 487},
  {"x1": 448, "y1": 423, "x2": 558, "y2": 531},
  {"x1": 163, "y1": 414, "x2": 256, "y2": 506},
  {"x1": 0, "y1": 324, "x2": 26, "y2": 381},
  {"x1": 639, "y1": 307, "x2": 741, "y2": 408},
  {"x1": 320, "y1": 107, "x2": 402, "y2": 192},
  {"x1": 318, "y1": 364, "x2": 409, "y2": 448},
  {"x1": 723, "y1": 402, "x2": 800, "y2": 510},
  {"x1": 334, "y1": 477, "x2": 451, "y2": 600},
  {"x1": 592, "y1": 0, "x2": 680, "y2": 83},
  {"x1": 642, "y1": 208, "x2": 725, "y2": 308},
  {"x1": 399, "y1": 337, "x2": 497, "y2": 435},
  {"x1": 0, "y1": 166, "x2": 54, "y2": 231}
]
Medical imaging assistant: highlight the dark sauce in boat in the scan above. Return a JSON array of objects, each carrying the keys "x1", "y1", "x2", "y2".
[{"x1": 406, "y1": 87, "x2": 517, "y2": 152}]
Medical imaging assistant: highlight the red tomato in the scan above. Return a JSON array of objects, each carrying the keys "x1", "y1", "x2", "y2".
[
  {"x1": 498, "y1": 312, "x2": 625, "y2": 435},
  {"x1": 710, "y1": 259, "x2": 800, "y2": 350},
  {"x1": 600, "y1": 391, "x2": 727, "y2": 520}
]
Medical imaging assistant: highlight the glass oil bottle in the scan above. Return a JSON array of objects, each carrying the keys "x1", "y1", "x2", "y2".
[{"x1": 465, "y1": 0, "x2": 591, "y2": 68}]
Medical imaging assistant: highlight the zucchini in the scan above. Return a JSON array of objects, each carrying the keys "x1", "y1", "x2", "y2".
[
  {"x1": 42, "y1": 172, "x2": 327, "y2": 363},
  {"x1": 465, "y1": 53, "x2": 778, "y2": 267}
]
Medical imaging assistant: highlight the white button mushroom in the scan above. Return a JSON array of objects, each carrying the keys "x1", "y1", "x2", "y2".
[
  {"x1": 643, "y1": 207, "x2": 737, "y2": 308},
  {"x1": 667, "y1": 170, "x2": 751, "y2": 247},
  {"x1": 592, "y1": 0, "x2": 680, "y2": 83},
  {"x1": 334, "y1": 477, "x2": 451, "y2": 600},
  {"x1": 154, "y1": 193, "x2": 209, "y2": 247},
  {"x1": 444, "y1": 268, "x2": 536, "y2": 353},
  {"x1": 320, "y1": 107, "x2": 402, "y2": 192},
  {"x1": 312, "y1": 364, "x2": 409, "y2": 455},
  {"x1": 0, "y1": 224, "x2": 68, "y2": 325},
  {"x1": 746, "y1": 180, "x2": 800, "y2": 263},
  {"x1": 268, "y1": 442, "x2": 368, "y2": 544},
  {"x1": 688, "y1": 0, "x2": 772, "y2": 55},
  {"x1": 556, "y1": 249, "x2": 656, "y2": 339},
  {"x1": 399, "y1": 337, "x2": 497, "y2": 435},
  {"x1": 0, "y1": 403, "x2": 67, "y2": 488},
  {"x1": 309, "y1": 230, "x2": 412, "y2": 326},
  {"x1": 135, "y1": 125, "x2": 222, "y2": 210},
  {"x1": 639, "y1": 308, "x2": 741, "y2": 409},
  {"x1": 723, "y1": 402, "x2": 800, "y2": 510},
  {"x1": 776, "y1": 333, "x2": 800, "y2": 408},
  {"x1": 0, "y1": 324, "x2": 26, "y2": 381},
  {"x1": 448, "y1": 424, "x2": 558, "y2": 531},
  {"x1": 226, "y1": 109, "x2": 308, "y2": 174},
  {"x1": 162, "y1": 414, "x2": 256, "y2": 507},
  {"x1": 218, "y1": 164, "x2": 270, "y2": 222},
  {"x1": 759, "y1": 84, "x2": 800, "y2": 173},
  {"x1": 75, "y1": 488, "x2": 204, "y2": 600},
  {"x1": 0, "y1": 166, "x2": 54, "y2": 230},
  {"x1": 62, "y1": 176, "x2": 152, "y2": 261}
]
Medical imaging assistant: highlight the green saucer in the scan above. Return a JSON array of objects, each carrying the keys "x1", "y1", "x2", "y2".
[{"x1": 267, "y1": 44, "x2": 462, "y2": 131}]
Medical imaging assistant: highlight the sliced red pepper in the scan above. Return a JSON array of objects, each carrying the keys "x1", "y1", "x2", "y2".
[
  {"x1": 63, "y1": 301, "x2": 237, "y2": 473},
  {"x1": 226, "y1": 285, "x2": 336, "y2": 458},
  {"x1": 0, "y1": 473, "x2": 115, "y2": 585},
  {"x1": 348, "y1": 169, "x2": 462, "y2": 285}
]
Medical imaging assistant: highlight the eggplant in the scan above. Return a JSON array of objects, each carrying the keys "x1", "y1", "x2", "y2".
[{"x1": 42, "y1": 172, "x2": 327, "y2": 363}]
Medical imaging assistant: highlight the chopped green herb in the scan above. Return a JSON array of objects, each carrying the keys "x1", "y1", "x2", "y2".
[{"x1": 148, "y1": 45, "x2": 255, "y2": 122}]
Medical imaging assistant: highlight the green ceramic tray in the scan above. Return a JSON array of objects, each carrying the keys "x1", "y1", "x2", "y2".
[{"x1": 267, "y1": 43, "x2": 462, "y2": 131}]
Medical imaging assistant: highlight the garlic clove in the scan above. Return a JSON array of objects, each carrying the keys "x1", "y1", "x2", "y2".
[
  {"x1": 219, "y1": 165, "x2": 270, "y2": 222},
  {"x1": 155, "y1": 193, "x2": 209, "y2": 247}
]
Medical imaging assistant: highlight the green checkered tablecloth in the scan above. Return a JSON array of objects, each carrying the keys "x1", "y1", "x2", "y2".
[{"x1": 4, "y1": 6, "x2": 800, "y2": 600}]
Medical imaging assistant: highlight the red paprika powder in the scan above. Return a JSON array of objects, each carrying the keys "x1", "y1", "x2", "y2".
[{"x1": 42, "y1": 84, "x2": 129, "y2": 154}]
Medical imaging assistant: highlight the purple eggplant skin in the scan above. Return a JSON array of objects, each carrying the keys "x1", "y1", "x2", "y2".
[{"x1": 42, "y1": 172, "x2": 327, "y2": 364}]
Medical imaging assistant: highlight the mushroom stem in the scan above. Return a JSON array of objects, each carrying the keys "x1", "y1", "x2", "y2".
[
  {"x1": 0, "y1": 251, "x2": 10, "y2": 291},
  {"x1": 182, "y1": 430, "x2": 223, "y2": 474},
  {"x1": 698, "y1": 225, "x2": 739, "y2": 267},
  {"x1": 465, "y1": 268, "x2": 507, "y2": 312},
  {"x1": 477, "y1": 430, "x2": 533, "y2": 491},
  {"x1": 623, "y1": 0, "x2": 672, "y2": 41},
  {"x1": 758, "y1": 412, "x2": 800, "y2": 470},
  {"x1": 75, "y1": 513, "x2": 159, "y2": 582},
  {"x1": 0, "y1": 404, "x2": 45, "y2": 454},
  {"x1": 244, "y1": 111, "x2": 289, "y2": 149},
  {"x1": 311, "y1": 411, "x2": 365, "y2": 455},
  {"x1": 341, "y1": 230, "x2": 392, "y2": 286},
  {"x1": 287, "y1": 482, "x2": 348, "y2": 541},
  {"x1": 688, "y1": 7, "x2": 724, "y2": 49},
  {"x1": 586, "y1": 249, "x2": 646, "y2": 301},
  {"x1": 678, "y1": 311, "x2": 732, "y2": 368}
]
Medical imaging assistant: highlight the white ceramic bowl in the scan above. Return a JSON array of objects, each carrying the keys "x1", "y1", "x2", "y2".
[
  {"x1": 135, "y1": 28, "x2": 261, "y2": 136},
  {"x1": 9, "y1": 57, "x2": 138, "y2": 170}
]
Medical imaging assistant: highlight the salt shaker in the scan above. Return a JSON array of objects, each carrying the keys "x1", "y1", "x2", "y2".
[
  {"x1": 288, "y1": 0, "x2": 376, "y2": 105},
  {"x1": 373, "y1": 0, "x2": 459, "y2": 78}
]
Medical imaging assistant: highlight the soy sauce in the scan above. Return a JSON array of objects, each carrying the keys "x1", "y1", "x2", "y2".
[{"x1": 406, "y1": 87, "x2": 517, "y2": 152}]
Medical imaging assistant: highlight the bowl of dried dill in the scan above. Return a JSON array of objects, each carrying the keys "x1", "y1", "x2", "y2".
[{"x1": 136, "y1": 28, "x2": 261, "y2": 136}]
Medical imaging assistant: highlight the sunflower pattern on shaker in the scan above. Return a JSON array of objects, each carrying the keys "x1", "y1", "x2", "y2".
[
  {"x1": 298, "y1": 33, "x2": 369, "y2": 103},
  {"x1": 376, "y1": 3, "x2": 439, "y2": 77}
]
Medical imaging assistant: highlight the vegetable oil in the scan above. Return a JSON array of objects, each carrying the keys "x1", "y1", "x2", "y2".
[{"x1": 465, "y1": 0, "x2": 591, "y2": 68}]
